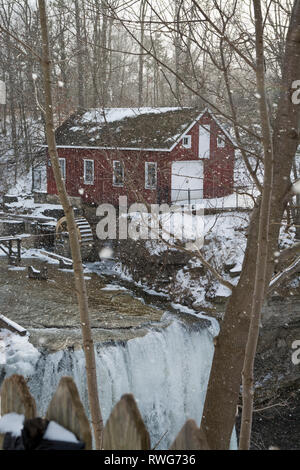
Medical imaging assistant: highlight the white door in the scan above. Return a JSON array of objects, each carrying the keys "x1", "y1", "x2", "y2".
[
  {"x1": 199, "y1": 124, "x2": 210, "y2": 159},
  {"x1": 171, "y1": 161, "x2": 203, "y2": 203}
]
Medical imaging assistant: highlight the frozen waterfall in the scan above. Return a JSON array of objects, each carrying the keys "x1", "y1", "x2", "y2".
[{"x1": 25, "y1": 317, "x2": 225, "y2": 449}]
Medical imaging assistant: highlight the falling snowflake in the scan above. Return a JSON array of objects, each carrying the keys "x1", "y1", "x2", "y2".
[
  {"x1": 292, "y1": 179, "x2": 300, "y2": 195},
  {"x1": 99, "y1": 247, "x2": 114, "y2": 260}
]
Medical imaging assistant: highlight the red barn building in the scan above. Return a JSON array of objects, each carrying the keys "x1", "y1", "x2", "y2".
[{"x1": 46, "y1": 107, "x2": 235, "y2": 207}]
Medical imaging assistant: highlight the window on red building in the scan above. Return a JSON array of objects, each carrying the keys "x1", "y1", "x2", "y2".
[
  {"x1": 84, "y1": 159, "x2": 94, "y2": 184},
  {"x1": 145, "y1": 162, "x2": 157, "y2": 189},
  {"x1": 182, "y1": 135, "x2": 192, "y2": 148},
  {"x1": 113, "y1": 161, "x2": 124, "y2": 186},
  {"x1": 217, "y1": 134, "x2": 226, "y2": 148}
]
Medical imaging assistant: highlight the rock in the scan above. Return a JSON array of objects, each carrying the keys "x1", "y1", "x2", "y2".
[
  {"x1": 188, "y1": 265, "x2": 206, "y2": 278},
  {"x1": 3, "y1": 195, "x2": 18, "y2": 204},
  {"x1": 28, "y1": 265, "x2": 48, "y2": 280},
  {"x1": 42, "y1": 207, "x2": 82, "y2": 220},
  {"x1": 33, "y1": 192, "x2": 48, "y2": 204},
  {"x1": 116, "y1": 239, "x2": 191, "y2": 288},
  {"x1": 0, "y1": 220, "x2": 25, "y2": 236},
  {"x1": 229, "y1": 264, "x2": 242, "y2": 278},
  {"x1": 254, "y1": 295, "x2": 300, "y2": 402},
  {"x1": 59, "y1": 259, "x2": 73, "y2": 270},
  {"x1": 224, "y1": 260, "x2": 236, "y2": 272},
  {"x1": 42, "y1": 208, "x2": 65, "y2": 219},
  {"x1": 205, "y1": 283, "x2": 232, "y2": 304}
]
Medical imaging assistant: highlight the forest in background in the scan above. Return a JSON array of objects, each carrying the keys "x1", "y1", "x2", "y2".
[{"x1": 0, "y1": 1, "x2": 295, "y2": 194}]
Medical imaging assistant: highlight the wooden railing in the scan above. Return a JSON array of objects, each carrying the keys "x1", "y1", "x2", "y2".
[{"x1": 0, "y1": 374, "x2": 209, "y2": 450}]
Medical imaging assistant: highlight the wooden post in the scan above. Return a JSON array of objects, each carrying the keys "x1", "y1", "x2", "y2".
[
  {"x1": 0, "y1": 374, "x2": 36, "y2": 418},
  {"x1": 170, "y1": 420, "x2": 209, "y2": 450},
  {"x1": 38, "y1": 0, "x2": 103, "y2": 448},
  {"x1": 103, "y1": 394, "x2": 150, "y2": 450},
  {"x1": 0, "y1": 314, "x2": 27, "y2": 336},
  {"x1": 8, "y1": 240, "x2": 12, "y2": 263},
  {"x1": 46, "y1": 377, "x2": 92, "y2": 450},
  {"x1": 0, "y1": 375, "x2": 37, "y2": 450},
  {"x1": 17, "y1": 239, "x2": 21, "y2": 263}
]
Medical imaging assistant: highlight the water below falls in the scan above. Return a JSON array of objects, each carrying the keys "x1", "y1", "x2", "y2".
[{"x1": 27, "y1": 316, "x2": 221, "y2": 449}]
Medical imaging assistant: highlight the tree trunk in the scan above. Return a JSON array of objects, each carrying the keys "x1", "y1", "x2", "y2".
[
  {"x1": 239, "y1": 0, "x2": 274, "y2": 449},
  {"x1": 138, "y1": 0, "x2": 146, "y2": 107},
  {"x1": 38, "y1": 0, "x2": 103, "y2": 449},
  {"x1": 74, "y1": 0, "x2": 85, "y2": 108},
  {"x1": 174, "y1": 0, "x2": 182, "y2": 104}
]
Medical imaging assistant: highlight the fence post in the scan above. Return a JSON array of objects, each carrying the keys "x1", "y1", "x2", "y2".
[
  {"x1": 103, "y1": 394, "x2": 150, "y2": 450},
  {"x1": 0, "y1": 374, "x2": 37, "y2": 450},
  {"x1": 46, "y1": 376, "x2": 92, "y2": 450},
  {"x1": 170, "y1": 419, "x2": 209, "y2": 450}
]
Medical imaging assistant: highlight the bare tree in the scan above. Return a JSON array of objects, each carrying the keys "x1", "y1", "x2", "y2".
[
  {"x1": 239, "y1": 0, "x2": 274, "y2": 449},
  {"x1": 106, "y1": 0, "x2": 300, "y2": 449},
  {"x1": 74, "y1": 0, "x2": 85, "y2": 108},
  {"x1": 38, "y1": 0, "x2": 103, "y2": 449}
]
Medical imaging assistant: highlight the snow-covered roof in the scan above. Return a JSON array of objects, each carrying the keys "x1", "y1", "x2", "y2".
[{"x1": 53, "y1": 106, "x2": 235, "y2": 151}]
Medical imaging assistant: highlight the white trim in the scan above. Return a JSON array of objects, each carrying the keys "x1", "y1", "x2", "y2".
[
  {"x1": 113, "y1": 160, "x2": 124, "y2": 187},
  {"x1": 169, "y1": 107, "x2": 236, "y2": 151},
  {"x1": 182, "y1": 135, "x2": 192, "y2": 149},
  {"x1": 83, "y1": 159, "x2": 94, "y2": 185},
  {"x1": 42, "y1": 144, "x2": 172, "y2": 152},
  {"x1": 145, "y1": 162, "x2": 157, "y2": 189},
  {"x1": 205, "y1": 108, "x2": 236, "y2": 145},
  {"x1": 58, "y1": 158, "x2": 66, "y2": 180},
  {"x1": 199, "y1": 124, "x2": 210, "y2": 159}
]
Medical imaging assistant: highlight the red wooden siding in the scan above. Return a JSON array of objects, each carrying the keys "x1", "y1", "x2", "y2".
[{"x1": 47, "y1": 111, "x2": 234, "y2": 205}]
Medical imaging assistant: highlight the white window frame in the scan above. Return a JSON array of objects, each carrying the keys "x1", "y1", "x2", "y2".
[
  {"x1": 59, "y1": 158, "x2": 66, "y2": 180},
  {"x1": 217, "y1": 134, "x2": 226, "y2": 148},
  {"x1": 145, "y1": 162, "x2": 157, "y2": 189},
  {"x1": 113, "y1": 160, "x2": 124, "y2": 187},
  {"x1": 182, "y1": 135, "x2": 192, "y2": 149},
  {"x1": 84, "y1": 159, "x2": 94, "y2": 185},
  {"x1": 33, "y1": 168, "x2": 42, "y2": 191}
]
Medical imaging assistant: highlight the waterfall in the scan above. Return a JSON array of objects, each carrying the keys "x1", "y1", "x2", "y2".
[{"x1": 27, "y1": 316, "x2": 219, "y2": 449}]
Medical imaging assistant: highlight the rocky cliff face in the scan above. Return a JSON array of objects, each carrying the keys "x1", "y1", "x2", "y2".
[{"x1": 256, "y1": 295, "x2": 300, "y2": 401}]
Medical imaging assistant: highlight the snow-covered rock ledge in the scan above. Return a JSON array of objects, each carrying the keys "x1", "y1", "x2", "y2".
[{"x1": 0, "y1": 330, "x2": 40, "y2": 381}]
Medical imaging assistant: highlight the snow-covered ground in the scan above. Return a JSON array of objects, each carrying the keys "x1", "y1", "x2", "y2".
[
  {"x1": 4, "y1": 171, "x2": 33, "y2": 197},
  {"x1": 4, "y1": 194, "x2": 62, "y2": 221},
  {"x1": 175, "y1": 191, "x2": 255, "y2": 210},
  {"x1": 138, "y1": 206, "x2": 298, "y2": 307},
  {"x1": 1, "y1": 168, "x2": 298, "y2": 312}
]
